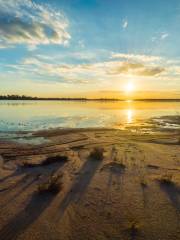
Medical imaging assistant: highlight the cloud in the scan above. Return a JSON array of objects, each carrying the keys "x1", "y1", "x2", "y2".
[
  {"x1": 138, "y1": 67, "x2": 165, "y2": 76},
  {"x1": 18, "y1": 55, "x2": 166, "y2": 85},
  {"x1": 111, "y1": 53, "x2": 162, "y2": 63},
  {"x1": 151, "y1": 32, "x2": 169, "y2": 43},
  {"x1": 0, "y1": 0, "x2": 70, "y2": 48},
  {"x1": 0, "y1": 43, "x2": 14, "y2": 49},
  {"x1": 122, "y1": 19, "x2": 128, "y2": 29},
  {"x1": 4, "y1": 48, "x2": 178, "y2": 86},
  {"x1": 108, "y1": 62, "x2": 165, "y2": 76},
  {"x1": 161, "y1": 33, "x2": 169, "y2": 40},
  {"x1": 112, "y1": 62, "x2": 144, "y2": 73}
]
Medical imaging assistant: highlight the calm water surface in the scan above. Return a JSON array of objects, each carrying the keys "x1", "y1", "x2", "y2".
[{"x1": 0, "y1": 100, "x2": 180, "y2": 132}]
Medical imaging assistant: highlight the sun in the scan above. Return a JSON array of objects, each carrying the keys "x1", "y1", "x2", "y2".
[{"x1": 125, "y1": 82, "x2": 134, "y2": 93}]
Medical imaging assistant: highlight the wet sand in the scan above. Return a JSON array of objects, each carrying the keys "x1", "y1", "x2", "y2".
[{"x1": 0, "y1": 128, "x2": 180, "y2": 240}]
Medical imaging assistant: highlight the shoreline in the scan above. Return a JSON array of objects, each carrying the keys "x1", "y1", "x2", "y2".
[{"x1": 1, "y1": 96, "x2": 180, "y2": 102}]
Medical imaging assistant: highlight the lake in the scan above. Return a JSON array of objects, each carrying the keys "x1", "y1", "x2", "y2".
[{"x1": 0, "y1": 100, "x2": 180, "y2": 133}]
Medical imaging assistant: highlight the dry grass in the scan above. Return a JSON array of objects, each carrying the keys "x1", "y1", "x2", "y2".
[
  {"x1": 147, "y1": 164, "x2": 159, "y2": 169},
  {"x1": 177, "y1": 137, "x2": 180, "y2": 144},
  {"x1": 141, "y1": 179, "x2": 148, "y2": 188},
  {"x1": 140, "y1": 175, "x2": 148, "y2": 187},
  {"x1": 101, "y1": 162, "x2": 126, "y2": 173},
  {"x1": 20, "y1": 155, "x2": 68, "y2": 168},
  {"x1": 41, "y1": 155, "x2": 68, "y2": 165},
  {"x1": 158, "y1": 173, "x2": 174, "y2": 185},
  {"x1": 89, "y1": 147, "x2": 104, "y2": 161},
  {"x1": 125, "y1": 220, "x2": 140, "y2": 238},
  {"x1": 38, "y1": 173, "x2": 63, "y2": 194},
  {"x1": 20, "y1": 161, "x2": 37, "y2": 168}
]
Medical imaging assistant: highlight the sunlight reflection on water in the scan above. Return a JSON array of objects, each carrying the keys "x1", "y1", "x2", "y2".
[
  {"x1": 126, "y1": 109, "x2": 134, "y2": 124},
  {"x1": 0, "y1": 100, "x2": 180, "y2": 132}
]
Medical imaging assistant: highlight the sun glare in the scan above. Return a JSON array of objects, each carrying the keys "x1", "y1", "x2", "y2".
[{"x1": 125, "y1": 82, "x2": 134, "y2": 93}]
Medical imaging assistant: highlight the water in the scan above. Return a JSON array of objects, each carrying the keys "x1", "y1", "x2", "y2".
[{"x1": 0, "y1": 100, "x2": 180, "y2": 133}]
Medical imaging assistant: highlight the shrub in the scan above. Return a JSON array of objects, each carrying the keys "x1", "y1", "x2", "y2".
[
  {"x1": 38, "y1": 173, "x2": 63, "y2": 194},
  {"x1": 41, "y1": 155, "x2": 68, "y2": 165},
  {"x1": 159, "y1": 173, "x2": 173, "y2": 185},
  {"x1": 140, "y1": 175, "x2": 148, "y2": 187},
  {"x1": 100, "y1": 162, "x2": 126, "y2": 173},
  {"x1": 20, "y1": 161, "x2": 37, "y2": 168},
  {"x1": 126, "y1": 221, "x2": 140, "y2": 238},
  {"x1": 141, "y1": 179, "x2": 148, "y2": 188},
  {"x1": 89, "y1": 147, "x2": 104, "y2": 161},
  {"x1": 20, "y1": 155, "x2": 68, "y2": 168}
]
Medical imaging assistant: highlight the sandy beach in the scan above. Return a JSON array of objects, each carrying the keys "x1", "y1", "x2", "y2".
[
  {"x1": 0, "y1": 128, "x2": 179, "y2": 240},
  {"x1": 1, "y1": 0, "x2": 180, "y2": 238}
]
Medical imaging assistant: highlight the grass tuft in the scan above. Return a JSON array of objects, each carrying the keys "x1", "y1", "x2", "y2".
[
  {"x1": 20, "y1": 161, "x2": 37, "y2": 168},
  {"x1": 20, "y1": 155, "x2": 68, "y2": 168},
  {"x1": 38, "y1": 173, "x2": 63, "y2": 194},
  {"x1": 140, "y1": 175, "x2": 148, "y2": 188},
  {"x1": 141, "y1": 180, "x2": 148, "y2": 188},
  {"x1": 89, "y1": 147, "x2": 104, "y2": 161},
  {"x1": 158, "y1": 173, "x2": 174, "y2": 185},
  {"x1": 41, "y1": 155, "x2": 68, "y2": 165},
  {"x1": 126, "y1": 221, "x2": 140, "y2": 238}
]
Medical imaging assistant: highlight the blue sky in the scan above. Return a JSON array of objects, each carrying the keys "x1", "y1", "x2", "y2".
[{"x1": 0, "y1": 0, "x2": 180, "y2": 98}]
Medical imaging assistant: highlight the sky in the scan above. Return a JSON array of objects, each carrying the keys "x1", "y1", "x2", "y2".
[{"x1": 0, "y1": 0, "x2": 180, "y2": 98}]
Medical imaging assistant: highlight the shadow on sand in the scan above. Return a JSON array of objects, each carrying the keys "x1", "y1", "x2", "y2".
[
  {"x1": 0, "y1": 192, "x2": 56, "y2": 240},
  {"x1": 0, "y1": 161, "x2": 67, "y2": 239},
  {"x1": 100, "y1": 161, "x2": 125, "y2": 212},
  {"x1": 0, "y1": 160, "x2": 66, "y2": 192},
  {"x1": 159, "y1": 182, "x2": 180, "y2": 212},
  {"x1": 0, "y1": 174, "x2": 39, "y2": 209},
  {"x1": 57, "y1": 155, "x2": 103, "y2": 219}
]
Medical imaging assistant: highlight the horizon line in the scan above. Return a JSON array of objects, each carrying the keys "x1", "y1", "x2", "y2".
[{"x1": 1, "y1": 95, "x2": 180, "y2": 102}]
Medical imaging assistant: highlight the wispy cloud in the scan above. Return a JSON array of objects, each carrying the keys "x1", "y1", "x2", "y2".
[
  {"x1": 17, "y1": 54, "x2": 167, "y2": 84},
  {"x1": 161, "y1": 32, "x2": 169, "y2": 40},
  {"x1": 122, "y1": 19, "x2": 128, "y2": 29},
  {"x1": 111, "y1": 53, "x2": 162, "y2": 63},
  {"x1": 107, "y1": 62, "x2": 165, "y2": 76},
  {"x1": 2, "y1": 48, "x2": 180, "y2": 86},
  {"x1": 0, "y1": 0, "x2": 70, "y2": 48},
  {"x1": 152, "y1": 32, "x2": 169, "y2": 42}
]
